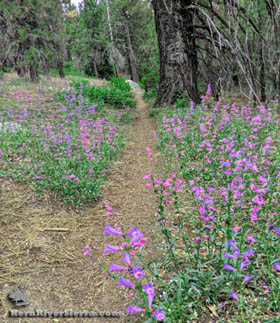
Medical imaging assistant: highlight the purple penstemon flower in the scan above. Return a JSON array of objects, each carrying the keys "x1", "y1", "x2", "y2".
[
  {"x1": 152, "y1": 308, "x2": 165, "y2": 321},
  {"x1": 131, "y1": 237, "x2": 147, "y2": 247},
  {"x1": 104, "y1": 244, "x2": 123, "y2": 253},
  {"x1": 272, "y1": 262, "x2": 280, "y2": 271},
  {"x1": 103, "y1": 223, "x2": 122, "y2": 235},
  {"x1": 224, "y1": 249, "x2": 239, "y2": 258},
  {"x1": 109, "y1": 263, "x2": 128, "y2": 272},
  {"x1": 83, "y1": 245, "x2": 90, "y2": 256},
  {"x1": 229, "y1": 290, "x2": 239, "y2": 301},
  {"x1": 246, "y1": 235, "x2": 255, "y2": 243},
  {"x1": 127, "y1": 227, "x2": 143, "y2": 238},
  {"x1": 143, "y1": 283, "x2": 155, "y2": 308},
  {"x1": 132, "y1": 266, "x2": 144, "y2": 279},
  {"x1": 224, "y1": 263, "x2": 236, "y2": 271},
  {"x1": 240, "y1": 259, "x2": 249, "y2": 270},
  {"x1": 127, "y1": 304, "x2": 145, "y2": 314},
  {"x1": 118, "y1": 277, "x2": 135, "y2": 289},
  {"x1": 122, "y1": 252, "x2": 131, "y2": 265},
  {"x1": 227, "y1": 239, "x2": 237, "y2": 248},
  {"x1": 242, "y1": 273, "x2": 252, "y2": 284},
  {"x1": 242, "y1": 249, "x2": 254, "y2": 258}
]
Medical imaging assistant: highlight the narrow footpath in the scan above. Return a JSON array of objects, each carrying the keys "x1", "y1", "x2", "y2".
[{"x1": 0, "y1": 88, "x2": 163, "y2": 323}]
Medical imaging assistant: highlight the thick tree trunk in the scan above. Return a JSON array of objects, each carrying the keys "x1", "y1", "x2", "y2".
[
  {"x1": 58, "y1": 60, "x2": 65, "y2": 78},
  {"x1": 152, "y1": 0, "x2": 200, "y2": 107},
  {"x1": 29, "y1": 62, "x2": 39, "y2": 82},
  {"x1": 121, "y1": 10, "x2": 139, "y2": 82}
]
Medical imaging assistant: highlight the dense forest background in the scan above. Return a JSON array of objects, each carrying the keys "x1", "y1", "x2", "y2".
[{"x1": 1, "y1": 0, "x2": 279, "y2": 105}]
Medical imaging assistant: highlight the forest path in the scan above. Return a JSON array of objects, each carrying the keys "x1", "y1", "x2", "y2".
[{"x1": 0, "y1": 86, "x2": 163, "y2": 322}]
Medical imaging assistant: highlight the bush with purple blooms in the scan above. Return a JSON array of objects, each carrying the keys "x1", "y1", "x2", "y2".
[
  {"x1": 141, "y1": 90, "x2": 279, "y2": 321},
  {"x1": 85, "y1": 90, "x2": 280, "y2": 322},
  {"x1": 84, "y1": 221, "x2": 165, "y2": 321},
  {"x1": 0, "y1": 83, "x2": 125, "y2": 205}
]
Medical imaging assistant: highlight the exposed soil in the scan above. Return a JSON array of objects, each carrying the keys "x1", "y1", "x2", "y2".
[{"x1": 0, "y1": 81, "x2": 163, "y2": 322}]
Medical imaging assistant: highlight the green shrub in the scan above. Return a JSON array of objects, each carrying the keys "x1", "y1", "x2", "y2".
[
  {"x1": 109, "y1": 75, "x2": 131, "y2": 93},
  {"x1": 69, "y1": 77, "x2": 136, "y2": 109}
]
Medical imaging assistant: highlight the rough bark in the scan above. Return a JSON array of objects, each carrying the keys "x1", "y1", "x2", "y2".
[
  {"x1": 152, "y1": 0, "x2": 200, "y2": 107},
  {"x1": 58, "y1": 60, "x2": 65, "y2": 78},
  {"x1": 29, "y1": 61, "x2": 39, "y2": 82}
]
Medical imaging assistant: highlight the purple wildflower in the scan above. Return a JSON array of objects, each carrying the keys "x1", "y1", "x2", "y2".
[
  {"x1": 224, "y1": 263, "x2": 236, "y2": 271},
  {"x1": 242, "y1": 273, "x2": 252, "y2": 284},
  {"x1": 246, "y1": 236, "x2": 255, "y2": 243},
  {"x1": 240, "y1": 259, "x2": 249, "y2": 270},
  {"x1": 272, "y1": 262, "x2": 280, "y2": 271},
  {"x1": 227, "y1": 240, "x2": 237, "y2": 248},
  {"x1": 143, "y1": 283, "x2": 155, "y2": 308},
  {"x1": 103, "y1": 223, "x2": 122, "y2": 235},
  {"x1": 104, "y1": 244, "x2": 122, "y2": 253},
  {"x1": 118, "y1": 277, "x2": 135, "y2": 289},
  {"x1": 224, "y1": 252, "x2": 235, "y2": 258},
  {"x1": 152, "y1": 308, "x2": 165, "y2": 321},
  {"x1": 127, "y1": 304, "x2": 145, "y2": 314},
  {"x1": 109, "y1": 263, "x2": 128, "y2": 272},
  {"x1": 229, "y1": 290, "x2": 239, "y2": 301},
  {"x1": 132, "y1": 266, "x2": 144, "y2": 279},
  {"x1": 122, "y1": 252, "x2": 131, "y2": 265},
  {"x1": 242, "y1": 249, "x2": 254, "y2": 258},
  {"x1": 83, "y1": 245, "x2": 90, "y2": 256}
]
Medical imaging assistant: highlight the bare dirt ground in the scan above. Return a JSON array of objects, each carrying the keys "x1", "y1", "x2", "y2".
[{"x1": 0, "y1": 78, "x2": 163, "y2": 322}]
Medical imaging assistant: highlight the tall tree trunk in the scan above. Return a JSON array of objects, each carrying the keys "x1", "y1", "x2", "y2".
[
  {"x1": 258, "y1": 0, "x2": 266, "y2": 102},
  {"x1": 105, "y1": 0, "x2": 118, "y2": 77},
  {"x1": 121, "y1": 9, "x2": 138, "y2": 82},
  {"x1": 58, "y1": 60, "x2": 65, "y2": 78},
  {"x1": 152, "y1": 0, "x2": 200, "y2": 107},
  {"x1": 259, "y1": 42, "x2": 266, "y2": 102},
  {"x1": 29, "y1": 61, "x2": 39, "y2": 82},
  {"x1": 88, "y1": 32, "x2": 99, "y2": 78}
]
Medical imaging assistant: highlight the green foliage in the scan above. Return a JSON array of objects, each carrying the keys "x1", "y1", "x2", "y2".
[
  {"x1": 109, "y1": 75, "x2": 131, "y2": 92},
  {"x1": 149, "y1": 108, "x2": 160, "y2": 117},
  {"x1": 140, "y1": 63, "x2": 159, "y2": 101},
  {"x1": 69, "y1": 77, "x2": 136, "y2": 109}
]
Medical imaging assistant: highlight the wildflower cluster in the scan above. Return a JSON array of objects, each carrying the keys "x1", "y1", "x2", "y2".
[
  {"x1": 0, "y1": 82, "x2": 124, "y2": 204},
  {"x1": 142, "y1": 89, "x2": 280, "y2": 319},
  {"x1": 101, "y1": 222, "x2": 165, "y2": 321}
]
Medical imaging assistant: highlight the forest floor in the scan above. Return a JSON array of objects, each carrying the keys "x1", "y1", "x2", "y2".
[{"x1": 0, "y1": 75, "x2": 165, "y2": 322}]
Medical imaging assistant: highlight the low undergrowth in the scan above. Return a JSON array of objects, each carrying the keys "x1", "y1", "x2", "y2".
[
  {"x1": 55, "y1": 75, "x2": 136, "y2": 110},
  {"x1": 89, "y1": 90, "x2": 280, "y2": 322},
  {"x1": 0, "y1": 75, "x2": 129, "y2": 205}
]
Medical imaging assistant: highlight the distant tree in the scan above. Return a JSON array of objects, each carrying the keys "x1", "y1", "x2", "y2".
[{"x1": 0, "y1": 0, "x2": 65, "y2": 82}]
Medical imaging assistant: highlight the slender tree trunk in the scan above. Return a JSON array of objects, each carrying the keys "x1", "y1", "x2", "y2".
[
  {"x1": 88, "y1": 32, "x2": 99, "y2": 78},
  {"x1": 259, "y1": 42, "x2": 266, "y2": 102},
  {"x1": 258, "y1": 0, "x2": 266, "y2": 102},
  {"x1": 121, "y1": 10, "x2": 138, "y2": 82},
  {"x1": 152, "y1": 0, "x2": 200, "y2": 107},
  {"x1": 105, "y1": 0, "x2": 118, "y2": 76}
]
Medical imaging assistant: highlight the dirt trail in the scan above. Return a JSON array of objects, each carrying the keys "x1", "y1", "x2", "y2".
[{"x1": 0, "y1": 88, "x2": 162, "y2": 322}]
